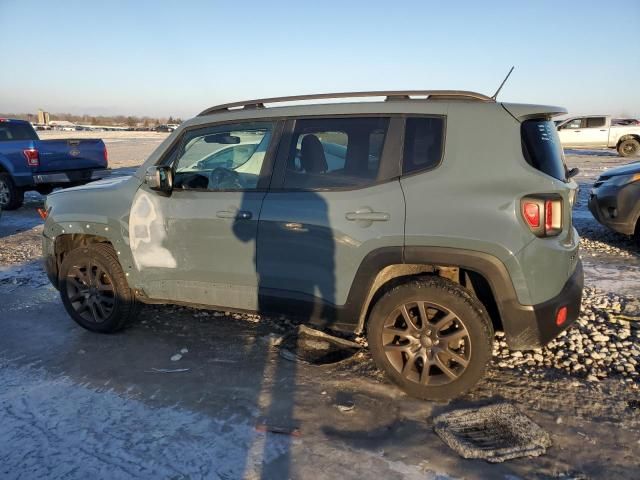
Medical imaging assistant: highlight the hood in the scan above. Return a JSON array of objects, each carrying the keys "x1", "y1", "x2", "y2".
[
  {"x1": 47, "y1": 175, "x2": 135, "y2": 196},
  {"x1": 601, "y1": 161, "x2": 640, "y2": 178}
]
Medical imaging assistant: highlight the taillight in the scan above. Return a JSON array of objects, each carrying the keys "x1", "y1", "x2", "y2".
[
  {"x1": 103, "y1": 146, "x2": 108, "y2": 165},
  {"x1": 23, "y1": 148, "x2": 39, "y2": 167},
  {"x1": 521, "y1": 195, "x2": 563, "y2": 237}
]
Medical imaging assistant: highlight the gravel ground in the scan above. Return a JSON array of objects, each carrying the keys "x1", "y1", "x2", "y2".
[{"x1": 0, "y1": 137, "x2": 638, "y2": 478}]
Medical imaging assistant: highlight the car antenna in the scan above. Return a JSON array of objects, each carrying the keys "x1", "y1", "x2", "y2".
[{"x1": 491, "y1": 66, "x2": 515, "y2": 100}]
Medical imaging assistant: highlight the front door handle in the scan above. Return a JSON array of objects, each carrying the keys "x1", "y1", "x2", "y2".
[
  {"x1": 216, "y1": 210, "x2": 252, "y2": 220},
  {"x1": 346, "y1": 211, "x2": 390, "y2": 221}
]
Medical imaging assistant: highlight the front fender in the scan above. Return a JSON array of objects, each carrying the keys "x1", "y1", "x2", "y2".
[{"x1": 43, "y1": 176, "x2": 142, "y2": 285}]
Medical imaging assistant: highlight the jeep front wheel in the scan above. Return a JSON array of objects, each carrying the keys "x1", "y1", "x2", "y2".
[
  {"x1": 59, "y1": 243, "x2": 138, "y2": 333},
  {"x1": 367, "y1": 277, "x2": 493, "y2": 401}
]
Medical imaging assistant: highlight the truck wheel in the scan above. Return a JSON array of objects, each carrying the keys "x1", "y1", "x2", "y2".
[
  {"x1": 0, "y1": 173, "x2": 24, "y2": 210},
  {"x1": 367, "y1": 276, "x2": 493, "y2": 401},
  {"x1": 36, "y1": 186, "x2": 54, "y2": 196},
  {"x1": 617, "y1": 139, "x2": 640, "y2": 157},
  {"x1": 59, "y1": 243, "x2": 138, "y2": 333}
]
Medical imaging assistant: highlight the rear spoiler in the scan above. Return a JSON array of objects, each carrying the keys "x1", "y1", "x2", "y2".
[{"x1": 501, "y1": 103, "x2": 568, "y2": 122}]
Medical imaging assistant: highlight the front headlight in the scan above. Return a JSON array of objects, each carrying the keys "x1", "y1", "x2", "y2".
[{"x1": 609, "y1": 173, "x2": 640, "y2": 186}]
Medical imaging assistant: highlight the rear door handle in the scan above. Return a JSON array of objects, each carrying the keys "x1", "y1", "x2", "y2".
[{"x1": 216, "y1": 210, "x2": 252, "y2": 220}]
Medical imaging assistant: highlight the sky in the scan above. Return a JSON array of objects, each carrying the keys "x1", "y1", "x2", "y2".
[{"x1": 1, "y1": 0, "x2": 639, "y2": 119}]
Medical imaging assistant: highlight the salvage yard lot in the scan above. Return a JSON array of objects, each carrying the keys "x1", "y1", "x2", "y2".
[{"x1": 0, "y1": 132, "x2": 638, "y2": 479}]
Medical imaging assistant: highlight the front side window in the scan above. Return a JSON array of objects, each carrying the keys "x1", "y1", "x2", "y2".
[
  {"x1": 172, "y1": 121, "x2": 274, "y2": 190},
  {"x1": 402, "y1": 117, "x2": 445, "y2": 175},
  {"x1": 282, "y1": 117, "x2": 389, "y2": 189},
  {"x1": 563, "y1": 118, "x2": 583, "y2": 129}
]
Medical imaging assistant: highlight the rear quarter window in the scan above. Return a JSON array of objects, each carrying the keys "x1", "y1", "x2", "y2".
[
  {"x1": 402, "y1": 117, "x2": 445, "y2": 175},
  {"x1": 521, "y1": 119, "x2": 566, "y2": 181}
]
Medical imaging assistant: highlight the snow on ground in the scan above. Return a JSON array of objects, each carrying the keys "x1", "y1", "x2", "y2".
[
  {"x1": 0, "y1": 141, "x2": 638, "y2": 479},
  {"x1": 0, "y1": 362, "x2": 288, "y2": 479}
]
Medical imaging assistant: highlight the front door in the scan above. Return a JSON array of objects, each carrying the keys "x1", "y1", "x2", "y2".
[
  {"x1": 558, "y1": 117, "x2": 587, "y2": 147},
  {"x1": 129, "y1": 120, "x2": 280, "y2": 310}
]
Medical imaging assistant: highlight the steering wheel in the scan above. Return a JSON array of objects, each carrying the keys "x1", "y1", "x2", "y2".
[{"x1": 208, "y1": 167, "x2": 244, "y2": 190}]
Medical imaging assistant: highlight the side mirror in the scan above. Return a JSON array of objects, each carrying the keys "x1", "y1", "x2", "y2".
[
  {"x1": 567, "y1": 167, "x2": 580, "y2": 179},
  {"x1": 145, "y1": 166, "x2": 173, "y2": 193}
]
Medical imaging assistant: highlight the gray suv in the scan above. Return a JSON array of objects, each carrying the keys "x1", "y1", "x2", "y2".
[{"x1": 42, "y1": 91, "x2": 583, "y2": 400}]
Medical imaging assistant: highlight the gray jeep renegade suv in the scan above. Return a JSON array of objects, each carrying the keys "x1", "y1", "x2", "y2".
[{"x1": 42, "y1": 90, "x2": 583, "y2": 400}]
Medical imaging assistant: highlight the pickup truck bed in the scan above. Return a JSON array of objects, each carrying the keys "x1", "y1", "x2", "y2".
[{"x1": 0, "y1": 119, "x2": 109, "y2": 210}]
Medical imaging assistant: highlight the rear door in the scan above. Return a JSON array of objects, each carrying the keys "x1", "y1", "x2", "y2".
[
  {"x1": 256, "y1": 116, "x2": 405, "y2": 317},
  {"x1": 580, "y1": 116, "x2": 609, "y2": 146}
]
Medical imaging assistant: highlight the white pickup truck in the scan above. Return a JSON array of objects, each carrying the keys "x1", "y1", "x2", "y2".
[{"x1": 557, "y1": 115, "x2": 640, "y2": 157}]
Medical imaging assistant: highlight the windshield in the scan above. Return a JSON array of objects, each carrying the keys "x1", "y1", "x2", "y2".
[{"x1": 521, "y1": 119, "x2": 566, "y2": 181}]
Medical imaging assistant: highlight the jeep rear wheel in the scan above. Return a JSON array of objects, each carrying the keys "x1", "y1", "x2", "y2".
[
  {"x1": 0, "y1": 173, "x2": 24, "y2": 210},
  {"x1": 59, "y1": 243, "x2": 138, "y2": 333},
  {"x1": 367, "y1": 277, "x2": 493, "y2": 401},
  {"x1": 617, "y1": 138, "x2": 640, "y2": 157}
]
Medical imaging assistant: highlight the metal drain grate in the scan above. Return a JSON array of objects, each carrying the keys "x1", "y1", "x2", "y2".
[{"x1": 433, "y1": 403, "x2": 552, "y2": 463}]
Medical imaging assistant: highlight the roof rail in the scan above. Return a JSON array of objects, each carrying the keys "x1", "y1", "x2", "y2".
[{"x1": 198, "y1": 90, "x2": 494, "y2": 116}]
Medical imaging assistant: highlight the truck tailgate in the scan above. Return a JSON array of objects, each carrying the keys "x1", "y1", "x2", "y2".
[{"x1": 36, "y1": 139, "x2": 107, "y2": 172}]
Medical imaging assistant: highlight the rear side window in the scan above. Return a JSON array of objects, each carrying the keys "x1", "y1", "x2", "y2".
[
  {"x1": 586, "y1": 117, "x2": 605, "y2": 128},
  {"x1": 521, "y1": 119, "x2": 566, "y2": 181},
  {"x1": 282, "y1": 117, "x2": 389, "y2": 189},
  {"x1": 0, "y1": 122, "x2": 38, "y2": 141},
  {"x1": 402, "y1": 117, "x2": 444, "y2": 174}
]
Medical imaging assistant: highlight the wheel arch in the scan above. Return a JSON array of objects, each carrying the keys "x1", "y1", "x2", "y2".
[
  {"x1": 50, "y1": 233, "x2": 113, "y2": 287},
  {"x1": 349, "y1": 246, "x2": 520, "y2": 336},
  {"x1": 616, "y1": 134, "x2": 640, "y2": 148}
]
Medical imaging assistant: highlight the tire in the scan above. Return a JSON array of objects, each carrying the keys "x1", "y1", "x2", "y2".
[
  {"x1": 36, "y1": 186, "x2": 54, "y2": 196},
  {"x1": 59, "y1": 243, "x2": 138, "y2": 333},
  {"x1": 617, "y1": 138, "x2": 640, "y2": 157},
  {"x1": 0, "y1": 173, "x2": 24, "y2": 210},
  {"x1": 367, "y1": 276, "x2": 494, "y2": 401}
]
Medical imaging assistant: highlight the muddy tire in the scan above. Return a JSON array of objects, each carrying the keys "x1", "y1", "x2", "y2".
[
  {"x1": 0, "y1": 173, "x2": 24, "y2": 210},
  {"x1": 59, "y1": 243, "x2": 138, "y2": 333},
  {"x1": 617, "y1": 138, "x2": 640, "y2": 157},
  {"x1": 367, "y1": 276, "x2": 493, "y2": 401}
]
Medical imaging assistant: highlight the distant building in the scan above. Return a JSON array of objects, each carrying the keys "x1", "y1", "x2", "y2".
[{"x1": 37, "y1": 109, "x2": 50, "y2": 125}]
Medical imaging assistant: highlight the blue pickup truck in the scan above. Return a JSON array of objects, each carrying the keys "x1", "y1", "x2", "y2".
[{"x1": 0, "y1": 118, "x2": 109, "y2": 210}]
